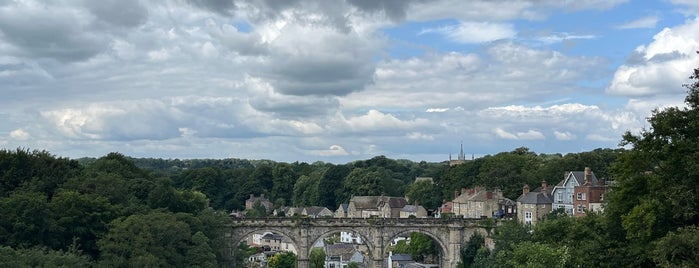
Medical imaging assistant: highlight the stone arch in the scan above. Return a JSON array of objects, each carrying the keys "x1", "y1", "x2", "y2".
[
  {"x1": 309, "y1": 228, "x2": 375, "y2": 262},
  {"x1": 384, "y1": 228, "x2": 449, "y2": 266}
]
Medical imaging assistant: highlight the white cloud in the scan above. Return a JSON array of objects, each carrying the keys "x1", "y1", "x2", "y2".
[
  {"x1": 426, "y1": 108, "x2": 449, "y2": 113},
  {"x1": 616, "y1": 15, "x2": 659, "y2": 30},
  {"x1": 9, "y1": 129, "x2": 30, "y2": 141},
  {"x1": 307, "y1": 145, "x2": 349, "y2": 156},
  {"x1": 586, "y1": 134, "x2": 617, "y2": 142},
  {"x1": 494, "y1": 128, "x2": 544, "y2": 140},
  {"x1": 536, "y1": 32, "x2": 597, "y2": 44},
  {"x1": 553, "y1": 131, "x2": 575, "y2": 140},
  {"x1": 607, "y1": 18, "x2": 699, "y2": 97},
  {"x1": 406, "y1": 132, "x2": 434, "y2": 140},
  {"x1": 421, "y1": 21, "x2": 516, "y2": 43}
]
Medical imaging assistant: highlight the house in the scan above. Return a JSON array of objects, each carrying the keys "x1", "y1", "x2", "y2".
[
  {"x1": 245, "y1": 194, "x2": 273, "y2": 211},
  {"x1": 400, "y1": 205, "x2": 428, "y2": 218},
  {"x1": 303, "y1": 206, "x2": 334, "y2": 218},
  {"x1": 551, "y1": 167, "x2": 602, "y2": 216},
  {"x1": 452, "y1": 187, "x2": 504, "y2": 218},
  {"x1": 436, "y1": 201, "x2": 453, "y2": 218},
  {"x1": 274, "y1": 206, "x2": 333, "y2": 218},
  {"x1": 516, "y1": 181, "x2": 553, "y2": 226},
  {"x1": 573, "y1": 169, "x2": 609, "y2": 216},
  {"x1": 388, "y1": 252, "x2": 413, "y2": 268},
  {"x1": 325, "y1": 243, "x2": 366, "y2": 268},
  {"x1": 340, "y1": 231, "x2": 364, "y2": 244},
  {"x1": 494, "y1": 198, "x2": 517, "y2": 219},
  {"x1": 347, "y1": 196, "x2": 408, "y2": 218},
  {"x1": 248, "y1": 232, "x2": 297, "y2": 254},
  {"x1": 335, "y1": 203, "x2": 349, "y2": 218}
]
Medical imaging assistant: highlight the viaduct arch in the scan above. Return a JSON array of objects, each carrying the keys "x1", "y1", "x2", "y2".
[{"x1": 228, "y1": 218, "x2": 488, "y2": 268}]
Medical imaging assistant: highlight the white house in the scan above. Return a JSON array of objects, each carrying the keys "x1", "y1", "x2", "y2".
[{"x1": 340, "y1": 231, "x2": 364, "y2": 244}]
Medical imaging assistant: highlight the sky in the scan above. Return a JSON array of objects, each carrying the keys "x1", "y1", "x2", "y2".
[{"x1": 1, "y1": 0, "x2": 699, "y2": 163}]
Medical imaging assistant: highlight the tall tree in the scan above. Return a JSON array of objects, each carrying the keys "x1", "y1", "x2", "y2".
[
  {"x1": 607, "y1": 61, "x2": 699, "y2": 265},
  {"x1": 310, "y1": 247, "x2": 326, "y2": 268},
  {"x1": 317, "y1": 165, "x2": 350, "y2": 209}
]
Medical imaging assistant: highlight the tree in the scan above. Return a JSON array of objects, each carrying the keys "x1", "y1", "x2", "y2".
[
  {"x1": 606, "y1": 61, "x2": 699, "y2": 266},
  {"x1": 0, "y1": 246, "x2": 92, "y2": 267},
  {"x1": 346, "y1": 262, "x2": 360, "y2": 268},
  {"x1": 405, "y1": 180, "x2": 441, "y2": 210},
  {"x1": 407, "y1": 232, "x2": 438, "y2": 263},
  {"x1": 317, "y1": 165, "x2": 350, "y2": 209},
  {"x1": 98, "y1": 211, "x2": 193, "y2": 267},
  {"x1": 652, "y1": 225, "x2": 699, "y2": 267},
  {"x1": 268, "y1": 252, "x2": 296, "y2": 268},
  {"x1": 498, "y1": 241, "x2": 569, "y2": 268},
  {"x1": 310, "y1": 247, "x2": 326, "y2": 268},
  {"x1": 458, "y1": 232, "x2": 487, "y2": 268},
  {"x1": 186, "y1": 231, "x2": 217, "y2": 268},
  {"x1": 271, "y1": 163, "x2": 297, "y2": 206}
]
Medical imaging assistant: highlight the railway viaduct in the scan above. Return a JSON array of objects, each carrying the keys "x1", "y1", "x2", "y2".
[{"x1": 228, "y1": 218, "x2": 489, "y2": 268}]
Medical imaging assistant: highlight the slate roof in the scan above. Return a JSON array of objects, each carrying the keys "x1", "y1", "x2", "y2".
[
  {"x1": 517, "y1": 191, "x2": 553, "y2": 204},
  {"x1": 350, "y1": 196, "x2": 408, "y2": 210},
  {"x1": 556, "y1": 170, "x2": 600, "y2": 187},
  {"x1": 391, "y1": 253, "x2": 413, "y2": 261},
  {"x1": 401, "y1": 205, "x2": 420, "y2": 212},
  {"x1": 304, "y1": 206, "x2": 331, "y2": 216}
]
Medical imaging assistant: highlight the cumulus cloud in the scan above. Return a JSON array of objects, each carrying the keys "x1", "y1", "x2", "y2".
[
  {"x1": 494, "y1": 128, "x2": 544, "y2": 140},
  {"x1": 406, "y1": 132, "x2": 434, "y2": 140},
  {"x1": 553, "y1": 130, "x2": 575, "y2": 140},
  {"x1": 307, "y1": 145, "x2": 349, "y2": 156},
  {"x1": 9, "y1": 129, "x2": 30, "y2": 141},
  {"x1": 607, "y1": 18, "x2": 699, "y2": 97},
  {"x1": 535, "y1": 32, "x2": 597, "y2": 45}
]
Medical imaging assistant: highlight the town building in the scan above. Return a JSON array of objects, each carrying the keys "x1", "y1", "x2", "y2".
[
  {"x1": 324, "y1": 243, "x2": 366, "y2": 268},
  {"x1": 452, "y1": 187, "x2": 504, "y2": 218},
  {"x1": 245, "y1": 194, "x2": 273, "y2": 211},
  {"x1": 516, "y1": 182, "x2": 553, "y2": 226},
  {"x1": 340, "y1": 231, "x2": 364, "y2": 244},
  {"x1": 400, "y1": 205, "x2": 428, "y2": 218},
  {"x1": 347, "y1": 196, "x2": 409, "y2": 218},
  {"x1": 573, "y1": 169, "x2": 609, "y2": 216},
  {"x1": 551, "y1": 167, "x2": 602, "y2": 216}
]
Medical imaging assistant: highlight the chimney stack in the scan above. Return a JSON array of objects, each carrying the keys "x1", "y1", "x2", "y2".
[
  {"x1": 250, "y1": 194, "x2": 254, "y2": 199},
  {"x1": 454, "y1": 190, "x2": 459, "y2": 200},
  {"x1": 522, "y1": 184, "x2": 530, "y2": 195},
  {"x1": 584, "y1": 167, "x2": 592, "y2": 185},
  {"x1": 541, "y1": 180, "x2": 548, "y2": 191}
]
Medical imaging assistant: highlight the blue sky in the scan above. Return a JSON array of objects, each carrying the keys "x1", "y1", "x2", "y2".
[{"x1": 1, "y1": 0, "x2": 698, "y2": 163}]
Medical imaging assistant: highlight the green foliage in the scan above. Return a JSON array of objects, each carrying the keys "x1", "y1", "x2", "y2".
[
  {"x1": 407, "y1": 232, "x2": 438, "y2": 263},
  {"x1": 0, "y1": 246, "x2": 93, "y2": 267},
  {"x1": 310, "y1": 247, "x2": 326, "y2": 268},
  {"x1": 458, "y1": 232, "x2": 487, "y2": 268},
  {"x1": 347, "y1": 262, "x2": 360, "y2": 268},
  {"x1": 652, "y1": 225, "x2": 699, "y2": 268},
  {"x1": 268, "y1": 252, "x2": 297, "y2": 268},
  {"x1": 405, "y1": 180, "x2": 441, "y2": 210},
  {"x1": 497, "y1": 241, "x2": 569, "y2": 268},
  {"x1": 492, "y1": 220, "x2": 530, "y2": 254}
]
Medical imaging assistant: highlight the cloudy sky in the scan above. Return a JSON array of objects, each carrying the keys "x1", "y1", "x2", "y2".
[{"x1": 1, "y1": 0, "x2": 699, "y2": 163}]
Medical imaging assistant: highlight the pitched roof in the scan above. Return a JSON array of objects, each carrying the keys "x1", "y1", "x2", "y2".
[
  {"x1": 557, "y1": 170, "x2": 600, "y2": 187},
  {"x1": 401, "y1": 205, "x2": 422, "y2": 212},
  {"x1": 350, "y1": 196, "x2": 408, "y2": 209},
  {"x1": 517, "y1": 191, "x2": 553, "y2": 204},
  {"x1": 304, "y1": 206, "x2": 330, "y2": 216},
  {"x1": 391, "y1": 253, "x2": 413, "y2": 261}
]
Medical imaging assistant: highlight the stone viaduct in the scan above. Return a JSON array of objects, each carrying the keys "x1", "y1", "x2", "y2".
[{"x1": 228, "y1": 218, "x2": 489, "y2": 268}]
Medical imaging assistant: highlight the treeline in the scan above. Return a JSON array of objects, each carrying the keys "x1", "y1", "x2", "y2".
[
  {"x1": 0, "y1": 150, "x2": 229, "y2": 267},
  {"x1": 108, "y1": 148, "x2": 620, "y2": 213}
]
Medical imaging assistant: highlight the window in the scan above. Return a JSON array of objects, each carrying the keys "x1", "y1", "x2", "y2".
[
  {"x1": 525, "y1": 212, "x2": 532, "y2": 223},
  {"x1": 577, "y1": 204, "x2": 587, "y2": 213},
  {"x1": 576, "y1": 192, "x2": 586, "y2": 200},
  {"x1": 557, "y1": 193, "x2": 563, "y2": 203}
]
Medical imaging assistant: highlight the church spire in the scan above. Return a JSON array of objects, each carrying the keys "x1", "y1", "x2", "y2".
[{"x1": 458, "y1": 141, "x2": 465, "y2": 161}]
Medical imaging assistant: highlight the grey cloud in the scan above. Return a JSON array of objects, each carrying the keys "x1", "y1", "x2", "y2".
[
  {"x1": 261, "y1": 56, "x2": 375, "y2": 96},
  {"x1": 185, "y1": 0, "x2": 237, "y2": 16},
  {"x1": 648, "y1": 51, "x2": 685, "y2": 63},
  {"x1": 86, "y1": 0, "x2": 149, "y2": 28},
  {"x1": 347, "y1": 0, "x2": 427, "y2": 21},
  {"x1": 249, "y1": 94, "x2": 340, "y2": 118}
]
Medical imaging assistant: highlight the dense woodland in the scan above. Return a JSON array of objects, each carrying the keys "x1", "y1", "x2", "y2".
[{"x1": 1, "y1": 66, "x2": 698, "y2": 267}]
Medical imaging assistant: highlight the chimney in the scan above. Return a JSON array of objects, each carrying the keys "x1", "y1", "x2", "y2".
[
  {"x1": 541, "y1": 180, "x2": 548, "y2": 191},
  {"x1": 454, "y1": 190, "x2": 459, "y2": 200},
  {"x1": 522, "y1": 184, "x2": 530, "y2": 195},
  {"x1": 584, "y1": 167, "x2": 592, "y2": 185},
  {"x1": 250, "y1": 194, "x2": 254, "y2": 199},
  {"x1": 261, "y1": 194, "x2": 265, "y2": 199}
]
